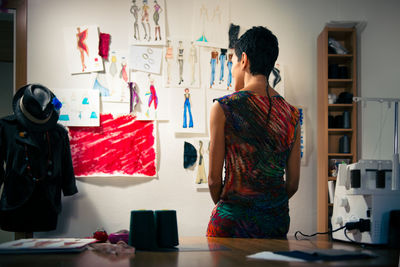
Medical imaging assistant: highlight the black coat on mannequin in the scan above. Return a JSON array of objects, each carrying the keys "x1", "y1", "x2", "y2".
[{"x1": 0, "y1": 84, "x2": 77, "y2": 232}]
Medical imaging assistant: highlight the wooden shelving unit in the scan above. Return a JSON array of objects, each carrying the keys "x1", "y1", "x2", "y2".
[{"x1": 317, "y1": 27, "x2": 358, "y2": 234}]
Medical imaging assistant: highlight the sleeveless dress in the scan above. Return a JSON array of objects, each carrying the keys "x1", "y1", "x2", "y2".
[{"x1": 206, "y1": 90, "x2": 300, "y2": 238}]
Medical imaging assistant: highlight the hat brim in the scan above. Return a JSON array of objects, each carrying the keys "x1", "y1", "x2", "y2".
[{"x1": 13, "y1": 85, "x2": 60, "y2": 132}]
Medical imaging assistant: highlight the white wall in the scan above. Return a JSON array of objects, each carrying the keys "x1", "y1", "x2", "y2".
[{"x1": 16, "y1": 0, "x2": 399, "y2": 239}]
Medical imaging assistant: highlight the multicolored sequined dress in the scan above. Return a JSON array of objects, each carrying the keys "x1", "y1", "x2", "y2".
[{"x1": 206, "y1": 90, "x2": 300, "y2": 238}]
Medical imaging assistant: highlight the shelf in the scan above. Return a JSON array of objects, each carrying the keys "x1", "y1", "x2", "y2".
[
  {"x1": 328, "y1": 79, "x2": 353, "y2": 82},
  {"x1": 328, "y1": 79, "x2": 353, "y2": 87},
  {"x1": 328, "y1": 54, "x2": 353, "y2": 64},
  {"x1": 328, "y1": 104, "x2": 354, "y2": 111},
  {"x1": 318, "y1": 26, "x2": 357, "y2": 234},
  {"x1": 328, "y1": 129, "x2": 353, "y2": 134},
  {"x1": 328, "y1": 153, "x2": 353, "y2": 157},
  {"x1": 328, "y1": 54, "x2": 353, "y2": 57}
]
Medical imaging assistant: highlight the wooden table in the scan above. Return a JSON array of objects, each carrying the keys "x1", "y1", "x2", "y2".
[{"x1": 0, "y1": 237, "x2": 398, "y2": 267}]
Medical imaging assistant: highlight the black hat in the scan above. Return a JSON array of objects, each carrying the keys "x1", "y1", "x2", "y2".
[{"x1": 13, "y1": 84, "x2": 61, "y2": 131}]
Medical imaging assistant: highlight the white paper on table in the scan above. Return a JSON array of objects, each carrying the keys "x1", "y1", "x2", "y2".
[{"x1": 247, "y1": 251, "x2": 305, "y2": 262}]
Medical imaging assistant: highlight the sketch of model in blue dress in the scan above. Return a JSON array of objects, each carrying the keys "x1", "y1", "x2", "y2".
[
  {"x1": 219, "y1": 48, "x2": 227, "y2": 84},
  {"x1": 183, "y1": 88, "x2": 193, "y2": 128},
  {"x1": 93, "y1": 73, "x2": 110, "y2": 96},
  {"x1": 227, "y1": 52, "x2": 233, "y2": 90}
]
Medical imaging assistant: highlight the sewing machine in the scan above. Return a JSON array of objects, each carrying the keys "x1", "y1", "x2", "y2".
[
  {"x1": 331, "y1": 96, "x2": 400, "y2": 245},
  {"x1": 331, "y1": 160, "x2": 400, "y2": 244}
]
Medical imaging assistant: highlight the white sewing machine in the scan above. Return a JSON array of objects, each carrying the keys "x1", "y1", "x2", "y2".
[
  {"x1": 331, "y1": 96, "x2": 400, "y2": 245},
  {"x1": 331, "y1": 160, "x2": 400, "y2": 244}
]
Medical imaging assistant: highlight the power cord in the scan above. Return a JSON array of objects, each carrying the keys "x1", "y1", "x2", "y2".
[
  {"x1": 294, "y1": 225, "x2": 346, "y2": 240},
  {"x1": 295, "y1": 218, "x2": 371, "y2": 245}
]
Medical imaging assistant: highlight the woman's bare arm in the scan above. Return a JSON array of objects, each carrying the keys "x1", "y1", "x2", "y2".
[
  {"x1": 208, "y1": 102, "x2": 226, "y2": 204},
  {"x1": 285, "y1": 126, "x2": 301, "y2": 199}
]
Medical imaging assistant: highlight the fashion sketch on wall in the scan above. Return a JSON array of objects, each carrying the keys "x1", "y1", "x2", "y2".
[
  {"x1": 130, "y1": 45, "x2": 163, "y2": 74},
  {"x1": 93, "y1": 50, "x2": 131, "y2": 103},
  {"x1": 184, "y1": 139, "x2": 210, "y2": 189},
  {"x1": 131, "y1": 71, "x2": 170, "y2": 121},
  {"x1": 63, "y1": 25, "x2": 104, "y2": 74},
  {"x1": 192, "y1": 0, "x2": 230, "y2": 48},
  {"x1": 171, "y1": 87, "x2": 205, "y2": 133},
  {"x1": 201, "y1": 47, "x2": 234, "y2": 90},
  {"x1": 129, "y1": 0, "x2": 166, "y2": 46},
  {"x1": 163, "y1": 39, "x2": 200, "y2": 88},
  {"x1": 53, "y1": 88, "x2": 100, "y2": 127}
]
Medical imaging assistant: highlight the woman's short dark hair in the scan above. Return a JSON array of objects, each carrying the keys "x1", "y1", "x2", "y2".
[{"x1": 234, "y1": 26, "x2": 279, "y2": 77}]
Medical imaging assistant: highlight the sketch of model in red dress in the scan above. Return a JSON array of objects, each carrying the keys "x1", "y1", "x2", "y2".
[
  {"x1": 153, "y1": 0, "x2": 162, "y2": 41},
  {"x1": 76, "y1": 27, "x2": 89, "y2": 72},
  {"x1": 120, "y1": 59, "x2": 128, "y2": 82},
  {"x1": 145, "y1": 74, "x2": 158, "y2": 117}
]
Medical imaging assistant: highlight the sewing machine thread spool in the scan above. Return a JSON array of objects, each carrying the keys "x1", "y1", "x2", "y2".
[
  {"x1": 129, "y1": 210, "x2": 158, "y2": 250},
  {"x1": 339, "y1": 135, "x2": 350, "y2": 153},
  {"x1": 343, "y1": 111, "x2": 350, "y2": 129},
  {"x1": 155, "y1": 210, "x2": 179, "y2": 248}
]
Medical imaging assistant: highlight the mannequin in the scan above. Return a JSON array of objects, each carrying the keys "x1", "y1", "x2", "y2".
[{"x1": 0, "y1": 84, "x2": 77, "y2": 238}]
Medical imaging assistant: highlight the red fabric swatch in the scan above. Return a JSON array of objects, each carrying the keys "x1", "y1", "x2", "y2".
[{"x1": 69, "y1": 114, "x2": 156, "y2": 177}]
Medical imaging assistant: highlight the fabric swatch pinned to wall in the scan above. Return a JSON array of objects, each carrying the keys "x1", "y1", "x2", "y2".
[
  {"x1": 183, "y1": 141, "x2": 197, "y2": 169},
  {"x1": 69, "y1": 113, "x2": 157, "y2": 177}
]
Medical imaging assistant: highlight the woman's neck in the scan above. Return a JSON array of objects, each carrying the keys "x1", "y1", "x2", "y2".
[{"x1": 240, "y1": 74, "x2": 270, "y2": 95}]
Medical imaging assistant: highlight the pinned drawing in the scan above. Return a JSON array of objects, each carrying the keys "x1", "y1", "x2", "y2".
[
  {"x1": 219, "y1": 49, "x2": 227, "y2": 84},
  {"x1": 209, "y1": 49, "x2": 219, "y2": 88},
  {"x1": 153, "y1": 0, "x2": 163, "y2": 41},
  {"x1": 184, "y1": 139, "x2": 210, "y2": 188},
  {"x1": 202, "y1": 47, "x2": 232, "y2": 90},
  {"x1": 146, "y1": 74, "x2": 158, "y2": 117},
  {"x1": 196, "y1": 4, "x2": 209, "y2": 43},
  {"x1": 165, "y1": 40, "x2": 174, "y2": 84},
  {"x1": 53, "y1": 88, "x2": 100, "y2": 127},
  {"x1": 129, "y1": 82, "x2": 139, "y2": 112},
  {"x1": 93, "y1": 50, "x2": 131, "y2": 103},
  {"x1": 189, "y1": 42, "x2": 198, "y2": 85},
  {"x1": 63, "y1": 25, "x2": 103, "y2": 74},
  {"x1": 227, "y1": 52, "x2": 233, "y2": 90},
  {"x1": 177, "y1": 41, "x2": 185, "y2": 85},
  {"x1": 130, "y1": 45, "x2": 163, "y2": 74},
  {"x1": 76, "y1": 27, "x2": 89, "y2": 72},
  {"x1": 195, "y1": 140, "x2": 207, "y2": 185},
  {"x1": 192, "y1": 0, "x2": 230, "y2": 48},
  {"x1": 183, "y1": 88, "x2": 194, "y2": 128},
  {"x1": 171, "y1": 87, "x2": 205, "y2": 133},
  {"x1": 163, "y1": 39, "x2": 200, "y2": 88},
  {"x1": 129, "y1": 0, "x2": 166, "y2": 45},
  {"x1": 132, "y1": 71, "x2": 169, "y2": 120},
  {"x1": 141, "y1": 0, "x2": 151, "y2": 41},
  {"x1": 130, "y1": 0, "x2": 141, "y2": 40}
]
